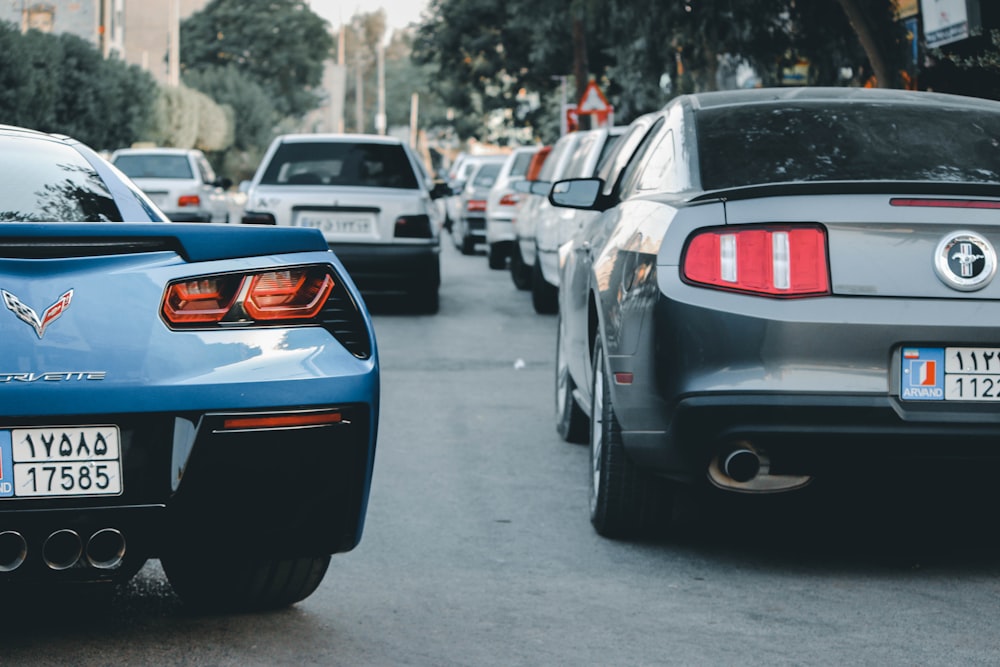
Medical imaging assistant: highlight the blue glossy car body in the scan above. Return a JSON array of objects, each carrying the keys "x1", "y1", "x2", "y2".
[{"x1": 0, "y1": 126, "x2": 378, "y2": 602}]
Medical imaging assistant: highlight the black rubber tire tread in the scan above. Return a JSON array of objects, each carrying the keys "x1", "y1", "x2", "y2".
[
  {"x1": 162, "y1": 554, "x2": 331, "y2": 612},
  {"x1": 510, "y1": 244, "x2": 531, "y2": 290},
  {"x1": 460, "y1": 233, "x2": 476, "y2": 255},
  {"x1": 531, "y1": 260, "x2": 558, "y2": 314},
  {"x1": 589, "y1": 338, "x2": 672, "y2": 539},
  {"x1": 488, "y1": 244, "x2": 506, "y2": 269},
  {"x1": 556, "y1": 316, "x2": 588, "y2": 443}
]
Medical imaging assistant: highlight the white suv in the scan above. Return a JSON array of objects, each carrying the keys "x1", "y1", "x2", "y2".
[
  {"x1": 110, "y1": 147, "x2": 231, "y2": 223},
  {"x1": 240, "y1": 134, "x2": 450, "y2": 313}
]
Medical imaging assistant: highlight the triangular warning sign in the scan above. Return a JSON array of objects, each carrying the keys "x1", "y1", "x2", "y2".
[{"x1": 578, "y1": 81, "x2": 610, "y2": 112}]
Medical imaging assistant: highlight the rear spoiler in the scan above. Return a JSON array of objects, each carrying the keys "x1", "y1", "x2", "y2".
[{"x1": 687, "y1": 180, "x2": 1000, "y2": 204}]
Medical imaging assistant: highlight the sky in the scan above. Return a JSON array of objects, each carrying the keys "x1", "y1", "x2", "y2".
[{"x1": 305, "y1": 0, "x2": 432, "y2": 32}]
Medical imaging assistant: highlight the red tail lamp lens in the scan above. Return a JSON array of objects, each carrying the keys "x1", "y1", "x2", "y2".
[
  {"x1": 244, "y1": 269, "x2": 334, "y2": 320},
  {"x1": 223, "y1": 411, "x2": 343, "y2": 430},
  {"x1": 499, "y1": 193, "x2": 520, "y2": 206},
  {"x1": 177, "y1": 195, "x2": 201, "y2": 207},
  {"x1": 683, "y1": 225, "x2": 829, "y2": 297},
  {"x1": 466, "y1": 199, "x2": 487, "y2": 212},
  {"x1": 163, "y1": 276, "x2": 242, "y2": 323}
]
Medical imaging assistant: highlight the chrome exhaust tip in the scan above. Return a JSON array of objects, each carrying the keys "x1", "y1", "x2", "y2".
[
  {"x1": 0, "y1": 531, "x2": 27, "y2": 572},
  {"x1": 85, "y1": 529, "x2": 126, "y2": 570},
  {"x1": 43, "y1": 529, "x2": 83, "y2": 571},
  {"x1": 722, "y1": 448, "x2": 762, "y2": 483}
]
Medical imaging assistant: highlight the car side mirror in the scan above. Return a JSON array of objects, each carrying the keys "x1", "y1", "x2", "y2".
[
  {"x1": 238, "y1": 180, "x2": 252, "y2": 194},
  {"x1": 529, "y1": 180, "x2": 551, "y2": 196},
  {"x1": 549, "y1": 178, "x2": 604, "y2": 210},
  {"x1": 430, "y1": 181, "x2": 452, "y2": 200}
]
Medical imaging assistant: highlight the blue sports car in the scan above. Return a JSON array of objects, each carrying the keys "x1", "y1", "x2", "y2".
[{"x1": 0, "y1": 125, "x2": 379, "y2": 610}]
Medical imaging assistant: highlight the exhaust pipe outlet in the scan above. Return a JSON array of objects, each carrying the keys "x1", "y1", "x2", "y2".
[
  {"x1": 0, "y1": 531, "x2": 27, "y2": 572},
  {"x1": 86, "y1": 529, "x2": 126, "y2": 570},
  {"x1": 43, "y1": 529, "x2": 83, "y2": 571},
  {"x1": 722, "y1": 447, "x2": 762, "y2": 483}
]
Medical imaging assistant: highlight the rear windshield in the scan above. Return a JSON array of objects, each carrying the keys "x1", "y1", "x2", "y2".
[
  {"x1": 0, "y1": 136, "x2": 121, "y2": 222},
  {"x1": 509, "y1": 151, "x2": 535, "y2": 178},
  {"x1": 113, "y1": 154, "x2": 194, "y2": 179},
  {"x1": 473, "y1": 163, "x2": 502, "y2": 188},
  {"x1": 696, "y1": 102, "x2": 1000, "y2": 190},
  {"x1": 260, "y1": 141, "x2": 419, "y2": 189}
]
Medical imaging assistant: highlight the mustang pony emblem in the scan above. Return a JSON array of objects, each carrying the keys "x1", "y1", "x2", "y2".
[{"x1": 2, "y1": 289, "x2": 74, "y2": 339}]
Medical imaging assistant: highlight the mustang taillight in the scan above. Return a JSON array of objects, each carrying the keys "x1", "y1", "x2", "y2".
[
  {"x1": 177, "y1": 195, "x2": 201, "y2": 207},
  {"x1": 499, "y1": 193, "x2": 520, "y2": 206},
  {"x1": 162, "y1": 267, "x2": 335, "y2": 325},
  {"x1": 682, "y1": 224, "x2": 829, "y2": 297},
  {"x1": 466, "y1": 199, "x2": 487, "y2": 212}
]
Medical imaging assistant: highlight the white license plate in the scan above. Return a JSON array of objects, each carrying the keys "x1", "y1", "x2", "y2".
[
  {"x1": 0, "y1": 426, "x2": 123, "y2": 498},
  {"x1": 901, "y1": 347, "x2": 1000, "y2": 401},
  {"x1": 297, "y1": 212, "x2": 374, "y2": 235}
]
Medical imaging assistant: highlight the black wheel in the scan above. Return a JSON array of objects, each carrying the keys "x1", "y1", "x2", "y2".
[
  {"x1": 556, "y1": 315, "x2": 588, "y2": 443},
  {"x1": 510, "y1": 244, "x2": 531, "y2": 290},
  {"x1": 589, "y1": 337, "x2": 672, "y2": 539},
  {"x1": 532, "y1": 260, "x2": 558, "y2": 314},
  {"x1": 460, "y1": 234, "x2": 476, "y2": 255},
  {"x1": 411, "y1": 287, "x2": 440, "y2": 314},
  {"x1": 488, "y1": 244, "x2": 506, "y2": 269},
  {"x1": 162, "y1": 553, "x2": 331, "y2": 611}
]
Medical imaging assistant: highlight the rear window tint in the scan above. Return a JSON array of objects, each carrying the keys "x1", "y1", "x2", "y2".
[
  {"x1": 261, "y1": 141, "x2": 419, "y2": 189},
  {"x1": 510, "y1": 151, "x2": 534, "y2": 177},
  {"x1": 113, "y1": 154, "x2": 194, "y2": 179},
  {"x1": 0, "y1": 136, "x2": 121, "y2": 222},
  {"x1": 473, "y1": 163, "x2": 502, "y2": 187},
  {"x1": 696, "y1": 102, "x2": 1000, "y2": 190}
]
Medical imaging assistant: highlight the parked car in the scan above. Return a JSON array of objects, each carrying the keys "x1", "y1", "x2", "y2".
[
  {"x1": 531, "y1": 126, "x2": 624, "y2": 313},
  {"x1": 0, "y1": 124, "x2": 379, "y2": 610},
  {"x1": 484, "y1": 146, "x2": 540, "y2": 269},
  {"x1": 444, "y1": 154, "x2": 504, "y2": 235},
  {"x1": 509, "y1": 146, "x2": 551, "y2": 289},
  {"x1": 551, "y1": 87, "x2": 1000, "y2": 539},
  {"x1": 240, "y1": 133, "x2": 450, "y2": 313},
  {"x1": 110, "y1": 147, "x2": 231, "y2": 223},
  {"x1": 451, "y1": 156, "x2": 507, "y2": 255}
]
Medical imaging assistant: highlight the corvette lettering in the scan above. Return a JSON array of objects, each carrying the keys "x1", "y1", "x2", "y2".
[
  {"x1": 0, "y1": 372, "x2": 106, "y2": 383},
  {"x1": 1, "y1": 289, "x2": 74, "y2": 338}
]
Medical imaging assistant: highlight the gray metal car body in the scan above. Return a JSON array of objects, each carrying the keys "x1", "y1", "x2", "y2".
[{"x1": 553, "y1": 87, "x2": 1000, "y2": 538}]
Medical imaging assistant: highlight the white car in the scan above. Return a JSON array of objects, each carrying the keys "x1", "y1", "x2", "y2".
[
  {"x1": 532, "y1": 126, "x2": 624, "y2": 313},
  {"x1": 240, "y1": 133, "x2": 450, "y2": 313},
  {"x1": 484, "y1": 146, "x2": 539, "y2": 269},
  {"x1": 451, "y1": 155, "x2": 507, "y2": 255},
  {"x1": 110, "y1": 147, "x2": 231, "y2": 223}
]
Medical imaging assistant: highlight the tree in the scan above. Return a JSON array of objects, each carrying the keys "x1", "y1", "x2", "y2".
[{"x1": 180, "y1": 0, "x2": 334, "y2": 118}]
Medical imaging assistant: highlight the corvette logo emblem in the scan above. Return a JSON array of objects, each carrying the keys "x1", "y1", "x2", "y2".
[{"x1": 1, "y1": 289, "x2": 74, "y2": 339}]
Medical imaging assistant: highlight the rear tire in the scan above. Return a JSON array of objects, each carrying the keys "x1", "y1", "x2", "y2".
[
  {"x1": 532, "y1": 260, "x2": 558, "y2": 314},
  {"x1": 162, "y1": 554, "x2": 331, "y2": 611},
  {"x1": 411, "y1": 287, "x2": 440, "y2": 314},
  {"x1": 589, "y1": 337, "x2": 672, "y2": 539},
  {"x1": 510, "y1": 244, "x2": 531, "y2": 290},
  {"x1": 460, "y1": 234, "x2": 476, "y2": 255},
  {"x1": 488, "y1": 244, "x2": 506, "y2": 269},
  {"x1": 556, "y1": 315, "x2": 588, "y2": 443}
]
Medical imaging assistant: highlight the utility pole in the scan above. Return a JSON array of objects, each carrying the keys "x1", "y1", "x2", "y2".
[
  {"x1": 375, "y1": 44, "x2": 386, "y2": 135},
  {"x1": 167, "y1": 0, "x2": 180, "y2": 86}
]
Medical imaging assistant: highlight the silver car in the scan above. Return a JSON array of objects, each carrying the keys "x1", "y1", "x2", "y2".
[
  {"x1": 241, "y1": 134, "x2": 449, "y2": 313},
  {"x1": 551, "y1": 87, "x2": 1000, "y2": 538},
  {"x1": 451, "y1": 155, "x2": 507, "y2": 255}
]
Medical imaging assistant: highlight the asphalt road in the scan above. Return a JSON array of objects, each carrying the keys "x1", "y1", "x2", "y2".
[{"x1": 4, "y1": 240, "x2": 1000, "y2": 666}]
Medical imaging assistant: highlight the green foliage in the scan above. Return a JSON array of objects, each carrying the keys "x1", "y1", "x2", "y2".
[
  {"x1": 180, "y1": 0, "x2": 334, "y2": 118},
  {"x1": 0, "y1": 22, "x2": 158, "y2": 150}
]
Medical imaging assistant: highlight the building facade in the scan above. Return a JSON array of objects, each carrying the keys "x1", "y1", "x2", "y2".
[{"x1": 4, "y1": 0, "x2": 125, "y2": 57}]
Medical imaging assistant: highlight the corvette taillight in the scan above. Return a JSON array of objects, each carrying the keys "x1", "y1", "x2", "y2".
[
  {"x1": 682, "y1": 224, "x2": 829, "y2": 297},
  {"x1": 466, "y1": 199, "x2": 487, "y2": 212},
  {"x1": 162, "y1": 275, "x2": 243, "y2": 323},
  {"x1": 163, "y1": 267, "x2": 334, "y2": 325}
]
